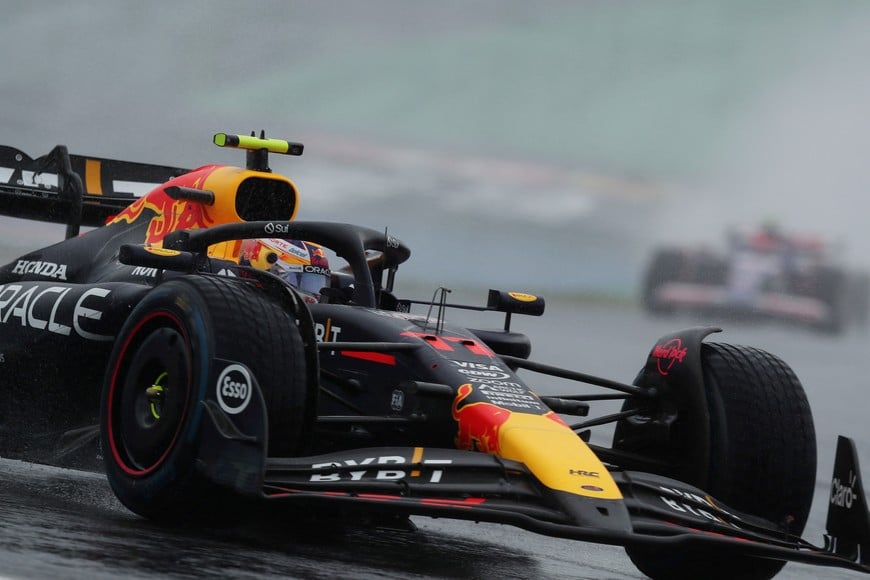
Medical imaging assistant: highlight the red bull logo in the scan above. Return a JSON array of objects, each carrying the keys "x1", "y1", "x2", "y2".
[
  {"x1": 453, "y1": 386, "x2": 623, "y2": 500},
  {"x1": 452, "y1": 383, "x2": 512, "y2": 455},
  {"x1": 109, "y1": 168, "x2": 220, "y2": 245}
]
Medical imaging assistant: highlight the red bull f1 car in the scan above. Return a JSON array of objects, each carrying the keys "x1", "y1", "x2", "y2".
[
  {"x1": 1, "y1": 134, "x2": 869, "y2": 580},
  {"x1": 641, "y1": 229, "x2": 870, "y2": 334}
]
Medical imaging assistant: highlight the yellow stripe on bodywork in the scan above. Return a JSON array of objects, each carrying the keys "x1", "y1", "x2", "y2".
[
  {"x1": 498, "y1": 413, "x2": 622, "y2": 500},
  {"x1": 85, "y1": 159, "x2": 102, "y2": 195},
  {"x1": 411, "y1": 447, "x2": 424, "y2": 477}
]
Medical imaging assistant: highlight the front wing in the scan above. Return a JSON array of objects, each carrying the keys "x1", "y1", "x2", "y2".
[
  {"x1": 246, "y1": 447, "x2": 867, "y2": 574},
  {"x1": 192, "y1": 354, "x2": 870, "y2": 576}
]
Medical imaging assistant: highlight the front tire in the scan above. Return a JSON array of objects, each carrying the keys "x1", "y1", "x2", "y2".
[
  {"x1": 619, "y1": 343, "x2": 816, "y2": 580},
  {"x1": 100, "y1": 275, "x2": 312, "y2": 521}
]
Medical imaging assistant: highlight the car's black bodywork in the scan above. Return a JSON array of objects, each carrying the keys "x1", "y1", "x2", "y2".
[{"x1": 1, "y1": 135, "x2": 868, "y2": 579}]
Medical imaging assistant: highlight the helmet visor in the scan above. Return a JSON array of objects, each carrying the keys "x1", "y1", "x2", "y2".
[{"x1": 281, "y1": 264, "x2": 330, "y2": 299}]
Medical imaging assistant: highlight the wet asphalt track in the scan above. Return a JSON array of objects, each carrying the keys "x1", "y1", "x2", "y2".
[{"x1": 1, "y1": 221, "x2": 869, "y2": 579}]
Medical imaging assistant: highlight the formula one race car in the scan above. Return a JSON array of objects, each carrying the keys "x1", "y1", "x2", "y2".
[
  {"x1": 1, "y1": 135, "x2": 869, "y2": 580},
  {"x1": 641, "y1": 227, "x2": 870, "y2": 334}
]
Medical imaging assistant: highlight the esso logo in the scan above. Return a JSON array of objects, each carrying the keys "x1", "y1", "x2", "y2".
[{"x1": 216, "y1": 364, "x2": 252, "y2": 415}]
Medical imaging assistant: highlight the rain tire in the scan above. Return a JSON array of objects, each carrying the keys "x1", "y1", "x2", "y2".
[
  {"x1": 99, "y1": 275, "x2": 311, "y2": 521},
  {"x1": 624, "y1": 342, "x2": 816, "y2": 580}
]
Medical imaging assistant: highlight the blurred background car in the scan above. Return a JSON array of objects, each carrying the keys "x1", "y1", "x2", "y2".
[{"x1": 641, "y1": 223, "x2": 870, "y2": 334}]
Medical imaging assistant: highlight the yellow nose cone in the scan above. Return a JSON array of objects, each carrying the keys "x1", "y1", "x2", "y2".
[{"x1": 498, "y1": 413, "x2": 622, "y2": 500}]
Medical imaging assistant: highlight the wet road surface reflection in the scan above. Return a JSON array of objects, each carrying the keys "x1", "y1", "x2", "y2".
[{"x1": 0, "y1": 458, "x2": 627, "y2": 579}]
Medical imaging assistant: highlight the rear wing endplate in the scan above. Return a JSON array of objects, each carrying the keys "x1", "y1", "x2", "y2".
[{"x1": 0, "y1": 144, "x2": 188, "y2": 237}]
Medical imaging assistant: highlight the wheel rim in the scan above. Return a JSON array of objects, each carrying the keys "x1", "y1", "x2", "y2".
[{"x1": 108, "y1": 314, "x2": 192, "y2": 476}]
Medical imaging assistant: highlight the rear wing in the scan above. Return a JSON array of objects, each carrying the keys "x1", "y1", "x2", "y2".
[{"x1": 0, "y1": 144, "x2": 189, "y2": 238}]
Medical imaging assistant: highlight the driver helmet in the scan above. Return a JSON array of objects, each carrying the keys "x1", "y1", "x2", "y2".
[{"x1": 239, "y1": 238, "x2": 331, "y2": 303}]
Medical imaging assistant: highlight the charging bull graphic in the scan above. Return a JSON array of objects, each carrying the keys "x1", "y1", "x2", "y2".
[
  {"x1": 450, "y1": 382, "x2": 620, "y2": 500},
  {"x1": 452, "y1": 382, "x2": 574, "y2": 456},
  {"x1": 108, "y1": 167, "x2": 222, "y2": 245},
  {"x1": 452, "y1": 383, "x2": 512, "y2": 454}
]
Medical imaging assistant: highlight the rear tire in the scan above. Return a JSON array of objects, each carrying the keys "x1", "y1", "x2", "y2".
[
  {"x1": 621, "y1": 343, "x2": 816, "y2": 580},
  {"x1": 100, "y1": 275, "x2": 312, "y2": 521}
]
